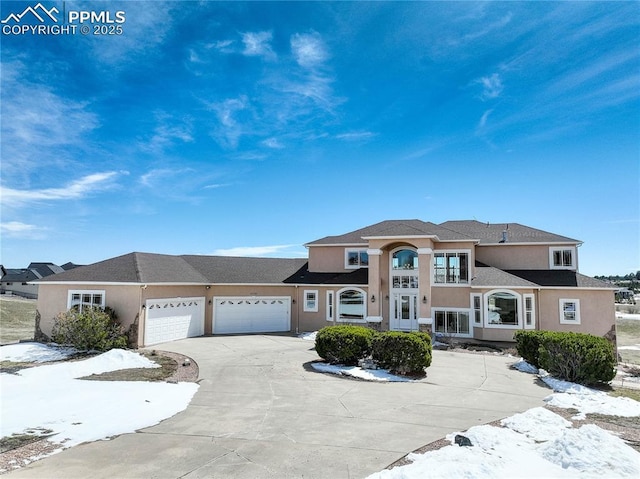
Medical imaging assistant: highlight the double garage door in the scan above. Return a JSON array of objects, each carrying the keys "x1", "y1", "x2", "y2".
[
  {"x1": 144, "y1": 297, "x2": 205, "y2": 346},
  {"x1": 144, "y1": 296, "x2": 291, "y2": 344},
  {"x1": 213, "y1": 296, "x2": 291, "y2": 334}
]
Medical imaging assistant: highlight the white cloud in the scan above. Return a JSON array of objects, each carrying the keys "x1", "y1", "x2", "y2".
[
  {"x1": 291, "y1": 32, "x2": 328, "y2": 68},
  {"x1": 336, "y1": 131, "x2": 376, "y2": 141},
  {"x1": 1, "y1": 172, "x2": 119, "y2": 207},
  {"x1": 241, "y1": 31, "x2": 276, "y2": 59},
  {"x1": 209, "y1": 96, "x2": 250, "y2": 149},
  {"x1": 478, "y1": 109, "x2": 493, "y2": 129},
  {"x1": 1, "y1": 59, "x2": 100, "y2": 176},
  {"x1": 477, "y1": 73, "x2": 504, "y2": 100},
  {"x1": 0, "y1": 221, "x2": 45, "y2": 239},
  {"x1": 262, "y1": 137, "x2": 284, "y2": 149},
  {"x1": 212, "y1": 244, "x2": 304, "y2": 257}
]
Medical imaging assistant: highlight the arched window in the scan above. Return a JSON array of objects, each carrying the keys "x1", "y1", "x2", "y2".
[
  {"x1": 486, "y1": 290, "x2": 520, "y2": 326},
  {"x1": 392, "y1": 249, "x2": 418, "y2": 270},
  {"x1": 337, "y1": 288, "x2": 366, "y2": 322}
]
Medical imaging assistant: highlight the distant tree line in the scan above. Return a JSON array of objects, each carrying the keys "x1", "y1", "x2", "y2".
[{"x1": 594, "y1": 271, "x2": 640, "y2": 293}]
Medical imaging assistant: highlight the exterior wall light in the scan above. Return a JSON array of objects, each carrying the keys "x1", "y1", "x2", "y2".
[
  {"x1": 371, "y1": 295, "x2": 376, "y2": 303},
  {"x1": 422, "y1": 296, "x2": 428, "y2": 304}
]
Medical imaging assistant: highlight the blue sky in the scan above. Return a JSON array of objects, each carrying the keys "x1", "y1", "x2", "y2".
[{"x1": 1, "y1": 1, "x2": 638, "y2": 276}]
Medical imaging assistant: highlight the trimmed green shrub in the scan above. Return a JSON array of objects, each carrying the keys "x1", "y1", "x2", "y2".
[
  {"x1": 538, "y1": 331, "x2": 616, "y2": 385},
  {"x1": 315, "y1": 325, "x2": 375, "y2": 365},
  {"x1": 514, "y1": 330, "x2": 548, "y2": 368},
  {"x1": 51, "y1": 306, "x2": 127, "y2": 351},
  {"x1": 372, "y1": 331, "x2": 432, "y2": 375}
]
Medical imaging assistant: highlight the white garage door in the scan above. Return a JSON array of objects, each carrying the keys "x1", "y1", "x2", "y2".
[
  {"x1": 144, "y1": 297, "x2": 205, "y2": 346},
  {"x1": 214, "y1": 296, "x2": 291, "y2": 334}
]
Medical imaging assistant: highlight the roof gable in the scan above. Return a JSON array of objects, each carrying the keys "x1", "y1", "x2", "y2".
[{"x1": 306, "y1": 219, "x2": 474, "y2": 245}]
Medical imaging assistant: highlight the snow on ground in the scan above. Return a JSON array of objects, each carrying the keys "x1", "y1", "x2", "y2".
[
  {"x1": 298, "y1": 331, "x2": 317, "y2": 341},
  {"x1": 367, "y1": 359, "x2": 640, "y2": 479},
  {"x1": 616, "y1": 312, "x2": 640, "y2": 321},
  {"x1": 0, "y1": 342, "x2": 78, "y2": 363},
  {"x1": 0, "y1": 344, "x2": 198, "y2": 455},
  {"x1": 311, "y1": 362, "x2": 414, "y2": 382}
]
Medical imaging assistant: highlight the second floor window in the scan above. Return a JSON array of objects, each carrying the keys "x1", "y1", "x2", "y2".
[
  {"x1": 434, "y1": 252, "x2": 469, "y2": 284},
  {"x1": 550, "y1": 247, "x2": 576, "y2": 269},
  {"x1": 345, "y1": 249, "x2": 369, "y2": 268}
]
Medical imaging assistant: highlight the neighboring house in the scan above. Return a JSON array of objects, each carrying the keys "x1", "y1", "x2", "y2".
[
  {"x1": 1, "y1": 262, "x2": 65, "y2": 299},
  {"x1": 35, "y1": 220, "x2": 616, "y2": 347}
]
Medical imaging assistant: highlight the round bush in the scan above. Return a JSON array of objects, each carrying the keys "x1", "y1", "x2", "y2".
[
  {"x1": 514, "y1": 330, "x2": 548, "y2": 368},
  {"x1": 372, "y1": 331, "x2": 432, "y2": 375},
  {"x1": 51, "y1": 306, "x2": 127, "y2": 351},
  {"x1": 538, "y1": 331, "x2": 616, "y2": 385},
  {"x1": 315, "y1": 325, "x2": 375, "y2": 365}
]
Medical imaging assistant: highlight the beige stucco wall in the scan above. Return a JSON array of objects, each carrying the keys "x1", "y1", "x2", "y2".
[
  {"x1": 537, "y1": 289, "x2": 616, "y2": 337},
  {"x1": 37, "y1": 284, "x2": 142, "y2": 340},
  {"x1": 476, "y1": 244, "x2": 578, "y2": 270},
  {"x1": 430, "y1": 286, "x2": 472, "y2": 309},
  {"x1": 308, "y1": 246, "x2": 357, "y2": 272}
]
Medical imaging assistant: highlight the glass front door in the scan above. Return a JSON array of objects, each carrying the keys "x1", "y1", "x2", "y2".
[{"x1": 391, "y1": 293, "x2": 418, "y2": 331}]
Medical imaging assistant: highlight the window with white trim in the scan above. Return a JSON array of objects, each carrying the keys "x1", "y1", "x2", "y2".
[
  {"x1": 471, "y1": 294, "x2": 482, "y2": 325},
  {"x1": 326, "y1": 291, "x2": 334, "y2": 321},
  {"x1": 345, "y1": 249, "x2": 369, "y2": 269},
  {"x1": 434, "y1": 309, "x2": 471, "y2": 337},
  {"x1": 550, "y1": 247, "x2": 576, "y2": 270},
  {"x1": 434, "y1": 251, "x2": 469, "y2": 284},
  {"x1": 485, "y1": 290, "x2": 522, "y2": 328},
  {"x1": 68, "y1": 290, "x2": 105, "y2": 312},
  {"x1": 559, "y1": 299, "x2": 581, "y2": 324},
  {"x1": 303, "y1": 290, "x2": 318, "y2": 312},
  {"x1": 337, "y1": 288, "x2": 366, "y2": 322},
  {"x1": 524, "y1": 294, "x2": 535, "y2": 329}
]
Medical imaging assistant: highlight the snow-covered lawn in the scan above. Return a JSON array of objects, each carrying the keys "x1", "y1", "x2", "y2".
[
  {"x1": 0, "y1": 343, "x2": 198, "y2": 464},
  {"x1": 367, "y1": 359, "x2": 640, "y2": 479}
]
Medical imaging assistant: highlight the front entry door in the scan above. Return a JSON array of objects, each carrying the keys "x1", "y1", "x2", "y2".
[{"x1": 391, "y1": 293, "x2": 418, "y2": 331}]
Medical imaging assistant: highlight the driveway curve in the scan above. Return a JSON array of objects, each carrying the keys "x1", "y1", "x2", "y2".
[{"x1": 8, "y1": 335, "x2": 550, "y2": 478}]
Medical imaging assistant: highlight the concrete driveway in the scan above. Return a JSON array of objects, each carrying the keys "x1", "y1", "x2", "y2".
[{"x1": 8, "y1": 335, "x2": 550, "y2": 478}]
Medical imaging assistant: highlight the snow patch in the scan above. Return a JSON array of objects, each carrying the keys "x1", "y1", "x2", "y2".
[
  {"x1": 0, "y1": 342, "x2": 78, "y2": 363},
  {"x1": 311, "y1": 362, "x2": 414, "y2": 382}
]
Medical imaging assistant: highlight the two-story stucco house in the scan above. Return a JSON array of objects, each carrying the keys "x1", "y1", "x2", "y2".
[{"x1": 35, "y1": 220, "x2": 616, "y2": 347}]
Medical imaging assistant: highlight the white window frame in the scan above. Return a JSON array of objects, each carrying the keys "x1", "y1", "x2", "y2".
[
  {"x1": 326, "y1": 291, "x2": 334, "y2": 321},
  {"x1": 336, "y1": 287, "x2": 367, "y2": 323},
  {"x1": 524, "y1": 293, "x2": 535, "y2": 330},
  {"x1": 471, "y1": 293, "x2": 482, "y2": 325},
  {"x1": 433, "y1": 249, "x2": 471, "y2": 286},
  {"x1": 432, "y1": 308, "x2": 472, "y2": 338},
  {"x1": 67, "y1": 290, "x2": 106, "y2": 312},
  {"x1": 549, "y1": 246, "x2": 577, "y2": 270},
  {"x1": 303, "y1": 290, "x2": 318, "y2": 312},
  {"x1": 484, "y1": 289, "x2": 523, "y2": 329},
  {"x1": 345, "y1": 249, "x2": 369, "y2": 269},
  {"x1": 559, "y1": 298, "x2": 581, "y2": 324}
]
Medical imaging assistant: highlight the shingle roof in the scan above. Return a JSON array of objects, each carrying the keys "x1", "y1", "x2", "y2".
[
  {"x1": 306, "y1": 219, "x2": 474, "y2": 245},
  {"x1": 283, "y1": 264, "x2": 368, "y2": 285},
  {"x1": 439, "y1": 220, "x2": 580, "y2": 245},
  {"x1": 505, "y1": 270, "x2": 615, "y2": 289},
  {"x1": 471, "y1": 265, "x2": 539, "y2": 288},
  {"x1": 37, "y1": 253, "x2": 308, "y2": 285},
  {"x1": 181, "y1": 256, "x2": 308, "y2": 283}
]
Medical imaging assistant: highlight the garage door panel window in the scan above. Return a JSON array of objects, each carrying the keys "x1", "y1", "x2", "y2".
[
  {"x1": 144, "y1": 297, "x2": 205, "y2": 346},
  {"x1": 214, "y1": 296, "x2": 291, "y2": 334}
]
